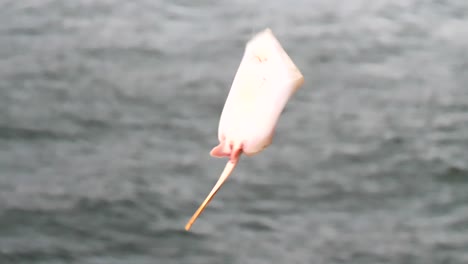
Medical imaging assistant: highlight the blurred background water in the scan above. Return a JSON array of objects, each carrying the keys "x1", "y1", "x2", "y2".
[{"x1": 0, "y1": 0, "x2": 468, "y2": 263}]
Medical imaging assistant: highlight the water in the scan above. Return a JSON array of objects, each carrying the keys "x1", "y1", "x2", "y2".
[{"x1": 1, "y1": 0, "x2": 468, "y2": 263}]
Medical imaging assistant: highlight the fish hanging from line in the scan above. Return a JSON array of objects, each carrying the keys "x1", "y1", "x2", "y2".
[{"x1": 185, "y1": 28, "x2": 304, "y2": 231}]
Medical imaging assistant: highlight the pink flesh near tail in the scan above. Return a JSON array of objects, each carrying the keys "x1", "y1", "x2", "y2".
[
  {"x1": 210, "y1": 143, "x2": 230, "y2": 158},
  {"x1": 185, "y1": 145, "x2": 242, "y2": 231},
  {"x1": 210, "y1": 139, "x2": 243, "y2": 162}
]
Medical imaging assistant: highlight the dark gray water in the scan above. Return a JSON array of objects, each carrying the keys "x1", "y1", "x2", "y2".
[{"x1": 1, "y1": 0, "x2": 468, "y2": 263}]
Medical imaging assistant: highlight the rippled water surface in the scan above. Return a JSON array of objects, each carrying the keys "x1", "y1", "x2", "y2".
[{"x1": 1, "y1": 0, "x2": 468, "y2": 263}]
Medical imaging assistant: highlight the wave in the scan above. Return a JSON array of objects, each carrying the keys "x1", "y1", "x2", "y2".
[{"x1": 0, "y1": 125, "x2": 77, "y2": 141}]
